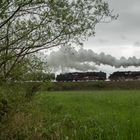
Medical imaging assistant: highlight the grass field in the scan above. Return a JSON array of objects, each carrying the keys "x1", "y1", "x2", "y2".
[{"x1": 34, "y1": 90, "x2": 140, "y2": 140}]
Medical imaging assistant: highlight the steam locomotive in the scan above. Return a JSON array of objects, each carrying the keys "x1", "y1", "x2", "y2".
[
  {"x1": 108, "y1": 71, "x2": 140, "y2": 81},
  {"x1": 56, "y1": 71, "x2": 140, "y2": 82},
  {"x1": 56, "y1": 71, "x2": 106, "y2": 82}
]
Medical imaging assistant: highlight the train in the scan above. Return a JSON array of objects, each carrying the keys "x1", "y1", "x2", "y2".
[
  {"x1": 56, "y1": 71, "x2": 106, "y2": 82},
  {"x1": 55, "y1": 71, "x2": 140, "y2": 82},
  {"x1": 22, "y1": 71, "x2": 140, "y2": 82},
  {"x1": 108, "y1": 71, "x2": 140, "y2": 81}
]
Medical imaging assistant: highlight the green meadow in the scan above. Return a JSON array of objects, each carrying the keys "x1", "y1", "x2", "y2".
[
  {"x1": 1, "y1": 87, "x2": 140, "y2": 140},
  {"x1": 33, "y1": 90, "x2": 140, "y2": 140}
]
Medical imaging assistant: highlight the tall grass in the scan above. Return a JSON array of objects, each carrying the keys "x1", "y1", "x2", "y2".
[
  {"x1": 34, "y1": 90, "x2": 140, "y2": 140},
  {"x1": 1, "y1": 87, "x2": 140, "y2": 140}
]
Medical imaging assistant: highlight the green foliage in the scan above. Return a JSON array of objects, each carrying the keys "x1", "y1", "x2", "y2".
[
  {"x1": 94, "y1": 81, "x2": 105, "y2": 89},
  {"x1": 0, "y1": 112, "x2": 45, "y2": 140},
  {"x1": 0, "y1": 99, "x2": 9, "y2": 122},
  {"x1": 0, "y1": 84, "x2": 45, "y2": 140},
  {"x1": 24, "y1": 72, "x2": 55, "y2": 82},
  {"x1": 0, "y1": 52, "x2": 48, "y2": 81},
  {"x1": 24, "y1": 82, "x2": 41, "y2": 99},
  {"x1": 0, "y1": 0, "x2": 117, "y2": 80}
]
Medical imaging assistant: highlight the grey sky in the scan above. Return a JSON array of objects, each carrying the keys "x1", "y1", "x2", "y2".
[
  {"x1": 84, "y1": 0, "x2": 140, "y2": 58},
  {"x1": 82, "y1": 0, "x2": 140, "y2": 73},
  {"x1": 46, "y1": 0, "x2": 140, "y2": 73},
  {"x1": 78, "y1": 0, "x2": 140, "y2": 73}
]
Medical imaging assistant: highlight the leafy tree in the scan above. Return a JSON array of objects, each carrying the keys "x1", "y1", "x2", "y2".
[
  {"x1": 0, "y1": 54, "x2": 48, "y2": 81},
  {"x1": 0, "y1": 0, "x2": 117, "y2": 80}
]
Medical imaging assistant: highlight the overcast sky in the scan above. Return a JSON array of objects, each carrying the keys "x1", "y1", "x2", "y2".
[
  {"x1": 82, "y1": 0, "x2": 140, "y2": 73},
  {"x1": 46, "y1": 0, "x2": 140, "y2": 74},
  {"x1": 85, "y1": 0, "x2": 140, "y2": 58}
]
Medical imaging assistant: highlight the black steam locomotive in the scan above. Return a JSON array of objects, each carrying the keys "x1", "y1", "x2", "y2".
[
  {"x1": 109, "y1": 71, "x2": 140, "y2": 81},
  {"x1": 56, "y1": 72, "x2": 106, "y2": 82}
]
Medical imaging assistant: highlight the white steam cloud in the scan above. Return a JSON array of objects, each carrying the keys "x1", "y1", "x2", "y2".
[{"x1": 46, "y1": 46, "x2": 140, "y2": 71}]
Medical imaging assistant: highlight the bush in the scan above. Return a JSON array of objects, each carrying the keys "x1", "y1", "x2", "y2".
[
  {"x1": 0, "y1": 99, "x2": 9, "y2": 122},
  {"x1": 24, "y1": 82, "x2": 41, "y2": 99},
  {"x1": 0, "y1": 83, "x2": 46, "y2": 140},
  {"x1": 94, "y1": 81, "x2": 105, "y2": 89}
]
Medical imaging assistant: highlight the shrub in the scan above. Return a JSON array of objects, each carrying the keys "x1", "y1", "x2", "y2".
[
  {"x1": 24, "y1": 82, "x2": 41, "y2": 99},
  {"x1": 0, "y1": 84, "x2": 46, "y2": 140},
  {"x1": 94, "y1": 81, "x2": 105, "y2": 89}
]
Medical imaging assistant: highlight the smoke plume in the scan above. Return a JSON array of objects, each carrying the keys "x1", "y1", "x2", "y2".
[{"x1": 46, "y1": 46, "x2": 140, "y2": 71}]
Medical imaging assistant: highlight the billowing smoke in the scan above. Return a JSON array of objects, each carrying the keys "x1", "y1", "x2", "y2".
[{"x1": 46, "y1": 46, "x2": 140, "y2": 71}]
